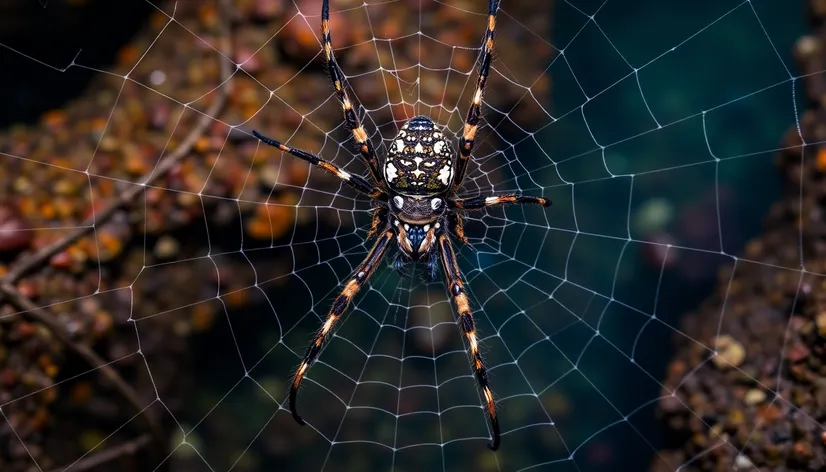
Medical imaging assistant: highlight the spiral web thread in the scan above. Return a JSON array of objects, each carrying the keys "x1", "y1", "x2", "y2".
[{"x1": 0, "y1": 0, "x2": 814, "y2": 471}]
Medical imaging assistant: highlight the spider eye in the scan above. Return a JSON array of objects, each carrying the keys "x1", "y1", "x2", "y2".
[
  {"x1": 431, "y1": 198, "x2": 442, "y2": 210},
  {"x1": 394, "y1": 196, "x2": 405, "y2": 209}
]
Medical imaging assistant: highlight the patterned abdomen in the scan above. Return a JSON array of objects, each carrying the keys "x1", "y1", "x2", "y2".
[{"x1": 384, "y1": 116, "x2": 455, "y2": 196}]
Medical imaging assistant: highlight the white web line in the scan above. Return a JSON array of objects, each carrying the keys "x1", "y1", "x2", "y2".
[{"x1": 0, "y1": 0, "x2": 818, "y2": 471}]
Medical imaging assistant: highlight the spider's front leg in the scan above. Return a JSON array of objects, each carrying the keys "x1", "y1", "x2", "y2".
[
  {"x1": 289, "y1": 228, "x2": 394, "y2": 424},
  {"x1": 252, "y1": 131, "x2": 384, "y2": 200},
  {"x1": 321, "y1": 0, "x2": 383, "y2": 185},
  {"x1": 437, "y1": 233, "x2": 500, "y2": 451},
  {"x1": 452, "y1": 0, "x2": 500, "y2": 192},
  {"x1": 450, "y1": 193, "x2": 552, "y2": 211}
]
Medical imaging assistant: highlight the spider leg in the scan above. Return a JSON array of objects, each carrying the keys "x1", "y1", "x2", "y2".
[
  {"x1": 452, "y1": 0, "x2": 500, "y2": 192},
  {"x1": 447, "y1": 213, "x2": 469, "y2": 245},
  {"x1": 450, "y1": 193, "x2": 551, "y2": 211},
  {"x1": 392, "y1": 252, "x2": 411, "y2": 278},
  {"x1": 437, "y1": 233, "x2": 500, "y2": 451},
  {"x1": 367, "y1": 206, "x2": 388, "y2": 238},
  {"x1": 252, "y1": 131, "x2": 383, "y2": 199},
  {"x1": 290, "y1": 228, "x2": 394, "y2": 424},
  {"x1": 321, "y1": 0, "x2": 383, "y2": 186},
  {"x1": 422, "y1": 251, "x2": 439, "y2": 283}
]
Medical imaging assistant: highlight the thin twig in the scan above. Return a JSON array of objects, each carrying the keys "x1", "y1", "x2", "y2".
[{"x1": 46, "y1": 434, "x2": 152, "y2": 472}]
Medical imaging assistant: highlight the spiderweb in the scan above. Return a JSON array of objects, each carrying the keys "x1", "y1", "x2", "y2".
[{"x1": 0, "y1": 0, "x2": 810, "y2": 471}]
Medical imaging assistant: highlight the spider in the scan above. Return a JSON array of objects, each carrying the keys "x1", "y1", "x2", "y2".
[{"x1": 252, "y1": 0, "x2": 550, "y2": 451}]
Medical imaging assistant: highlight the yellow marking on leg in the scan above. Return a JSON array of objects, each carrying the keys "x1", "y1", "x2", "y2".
[
  {"x1": 342, "y1": 279, "x2": 359, "y2": 298},
  {"x1": 463, "y1": 123, "x2": 478, "y2": 141},
  {"x1": 473, "y1": 88, "x2": 483, "y2": 105},
  {"x1": 334, "y1": 80, "x2": 342, "y2": 91},
  {"x1": 294, "y1": 362, "x2": 309, "y2": 385},
  {"x1": 488, "y1": 15, "x2": 496, "y2": 31},
  {"x1": 318, "y1": 162, "x2": 337, "y2": 174},
  {"x1": 324, "y1": 43, "x2": 332, "y2": 60},
  {"x1": 322, "y1": 19, "x2": 329, "y2": 35},
  {"x1": 353, "y1": 126, "x2": 368, "y2": 143},
  {"x1": 483, "y1": 386, "x2": 496, "y2": 416},
  {"x1": 278, "y1": 144, "x2": 290, "y2": 152},
  {"x1": 455, "y1": 215, "x2": 469, "y2": 244},
  {"x1": 468, "y1": 331, "x2": 479, "y2": 353},
  {"x1": 343, "y1": 97, "x2": 352, "y2": 110},
  {"x1": 487, "y1": 37, "x2": 494, "y2": 51},
  {"x1": 456, "y1": 292, "x2": 471, "y2": 317},
  {"x1": 320, "y1": 315, "x2": 338, "y2": 337}
]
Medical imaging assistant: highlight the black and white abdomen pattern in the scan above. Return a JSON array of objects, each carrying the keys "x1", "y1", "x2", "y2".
[{"x1": 384, "y1": 115, "x2": 455, "y2": 195}]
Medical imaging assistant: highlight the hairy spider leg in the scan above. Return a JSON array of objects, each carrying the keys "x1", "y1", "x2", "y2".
[
  {"x1": 438, "y1": 233, "x2": 500, "y2": 451},
  {"x1": 453, "y1": 0, "x2": 501, "y2": 192},
  {"x1": 451, "y1": 194, "x2": 552, "y2": 210},
  {"x1": 447, "y1": 213, "x2": 469, "y2": 245},
  {"x1": 367, "y1": 206, "x2": 389, "y2": 238},
  {"x1": 321, "y1": 0, "x2": 383, "y2": 186},
  {"x1": 289, "y1": 229, "x2": 395, "y2": 424},
  {"x1": 252, "y1": 131, "x2": 383, "y2": 199}
]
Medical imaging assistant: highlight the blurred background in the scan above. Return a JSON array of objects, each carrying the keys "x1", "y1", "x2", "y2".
[{"x1": 0, "y1": 1, "x2": 816, "y2": 471}]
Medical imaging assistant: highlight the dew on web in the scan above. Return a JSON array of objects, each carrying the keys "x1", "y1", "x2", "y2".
[{"x1": 0, "y1": 0, "x2": 817, "y2": 471}]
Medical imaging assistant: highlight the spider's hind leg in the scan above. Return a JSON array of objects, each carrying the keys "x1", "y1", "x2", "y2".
[
  {"x1": 421, "y1": 251, "x2": 440, "y2": 283},
  {"x1": 393, "y1": 253, "x2": 411, "y2": 278}
]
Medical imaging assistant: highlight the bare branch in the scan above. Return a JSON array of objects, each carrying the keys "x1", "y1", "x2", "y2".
[{"x1": 46, "y1": 434, "x2": 152, "y2": 472}]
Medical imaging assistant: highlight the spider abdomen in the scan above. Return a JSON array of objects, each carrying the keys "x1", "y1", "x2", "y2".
[{"x1": 384, "y1": 115, "x2": 455, "y2": 195}]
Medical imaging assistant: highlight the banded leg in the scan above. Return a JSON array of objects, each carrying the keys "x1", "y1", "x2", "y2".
[
  {"x1": 252, "y1": 131, "x2": 383, "y2": 199},
  {"x1": 366, "y1": 206, "x2": 388, "y2": 238},
  {"x1": 438, "y1": 233, "x2": 500, "y2": 451},
  {"x1": 450, "y1": 193, "x2": 551, "y2": 210},
  {"x1": 453, "y1": 0, "x2": 501, "y2": 192},
  {"x1": 290, "y1": 228, "x2": 394, "y2": 424},
  {"x1": 321, "y1": 0, "x2": 383, "y2": 185},
  {"x1": 447, "y1": 213, "x2": 469, "y2": 245}
]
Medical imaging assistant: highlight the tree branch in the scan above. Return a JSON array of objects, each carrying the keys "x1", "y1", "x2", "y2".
[{"x1": 47, "y1": 434, "x2": 152, "y2": 472}]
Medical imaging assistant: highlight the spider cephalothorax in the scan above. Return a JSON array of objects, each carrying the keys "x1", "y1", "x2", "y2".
[{"x1": 251, "y1": 0, "x2": 551, "y2": 452}]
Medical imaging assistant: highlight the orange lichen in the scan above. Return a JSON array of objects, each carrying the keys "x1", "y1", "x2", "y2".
[
  {"x1": 224, "y1": 288, "x2": 249, "y2": 309},
  {"x1": 92, "y1": 311, "x2": 113, "y2": 339},
  {"x1": 17, "y1": 280, "x2": 38, "y2": 299},
  {"x1": 246, "y1": 200, "x2": 295, "y2": 241},
  {"x1": 30, "y1": 408, "x2": 49, "y2": 432},
  {"x1": 49, "y1": 250, "x2": 72, "y2": 269},
  {"x1": 817, "y1": 147, "x2": 826, "y2": 171},
  {"x1": 90, "y1": 231, "x2": 124, "y2": 262},
  {"x1": 70, "y1": 382, "x2": 94, "y2": 405},
  {"x1": 195, "y1": 135, "x2": 210, "y2": 154},
  {"x1": 42, "y1": 109, "x2": 68, "y2": 129},
  {"x1": 198, "y1": 3, "x2": 218, "y2": 28},
  {"x1": 191, "y1": 303, "x2": 216, "y2": 332}
]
